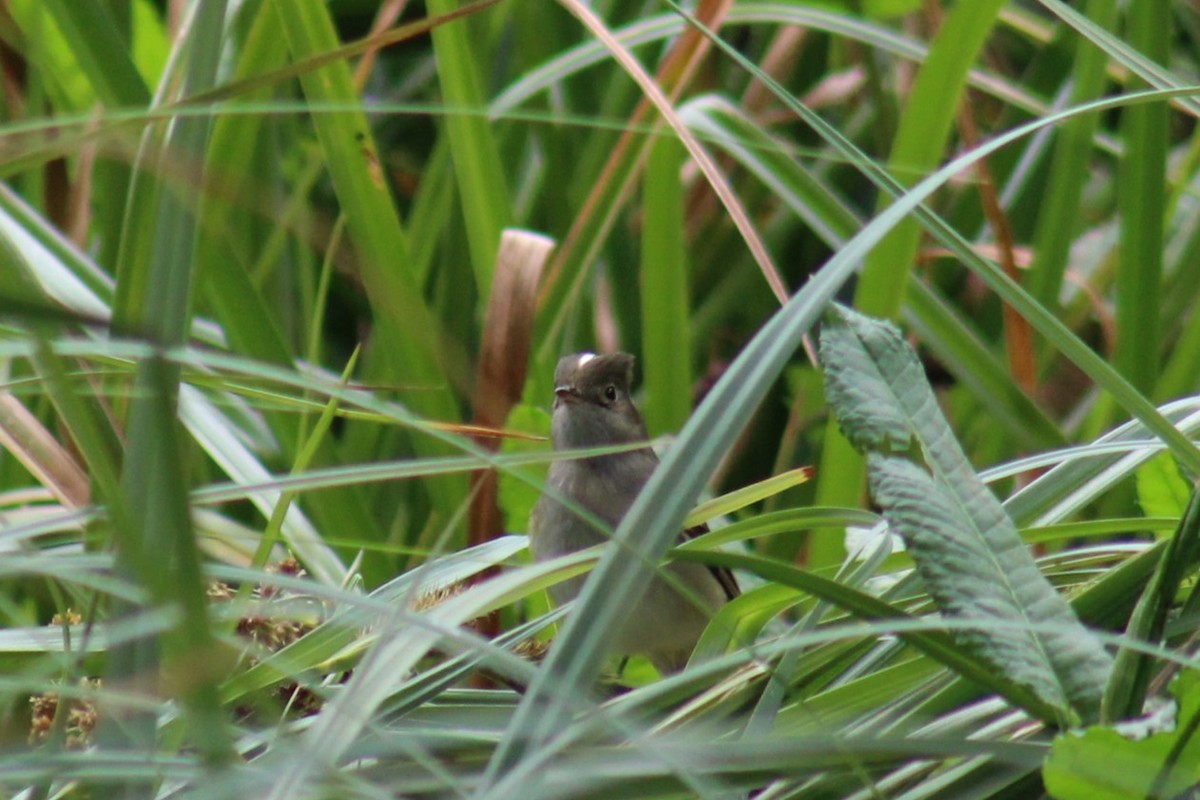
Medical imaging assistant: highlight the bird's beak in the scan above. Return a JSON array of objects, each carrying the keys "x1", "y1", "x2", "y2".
[{"x1": 554, "y1": 385, "x2": 581, "y2": 404}]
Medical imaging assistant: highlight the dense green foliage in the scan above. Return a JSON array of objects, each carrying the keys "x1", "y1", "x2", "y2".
[{"x1": 0, "y1": 0, "x2": 1198, "y2": 797}]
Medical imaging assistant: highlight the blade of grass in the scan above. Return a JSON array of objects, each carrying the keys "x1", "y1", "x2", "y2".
[
  {"x1": 1026, "y1": 0, "x2": 1119, "y2": 315},
  {"x1": 108, "y1": 0, "x2": 234, "y2": 767},
  {"x1": 535, "y1": 0, "x2": 788, "y2": 361},
  {"x1": 1113, "y1": 0, "x2": 1169, "y2": 398},
  {"x1": 42, "y1": 0, "x2": 150, "y2": 107},
  {"x1": 1103, "y1": 484, "x2": 1200, "y2": 721},
  {"x1": 640, "y1": 134, "x2": 693, "y2": 437},
  {"x1": 423, "y1": 0, "x2": 513, "y2": 298}
]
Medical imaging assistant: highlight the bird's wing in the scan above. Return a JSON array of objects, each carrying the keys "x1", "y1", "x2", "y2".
[
  {"x1": 640, "y1": 445, "x2": 739, "y2": 599},
  {"x1": 681, "y1": 522, "x2": 740, "y2": 600}
]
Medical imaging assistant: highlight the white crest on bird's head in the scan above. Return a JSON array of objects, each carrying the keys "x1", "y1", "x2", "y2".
[{"x1": 549, "y1": 351, "x2": 647, "y2": 448}]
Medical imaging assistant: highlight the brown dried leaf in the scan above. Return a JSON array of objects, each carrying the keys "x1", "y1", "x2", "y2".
[
  {"x1": 472, "y1": 230, "x2": 554, "y2": 431},
  {"x1": 468, "y1": 229, "x2": 554, "y2": 583}
]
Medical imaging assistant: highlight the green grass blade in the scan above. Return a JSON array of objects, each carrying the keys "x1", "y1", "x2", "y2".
[
  {"x1": 424, "y1": 0, "x2": 513, "y2": 298},
  {"x1": 905, "y1": 279, "x2": 1065, "y2": 450},
  {"x1": 1026, "y1": 0, "x2": 1118, "y2": 313},
  {"x1": 1102, "y1": 486, "x2": 1200, "y2": 721},
  {"x1": 42, "y1": 0, "x2": 150, "y2": 106},
  {"x1": 1114, "y1": 0, "x2": 1169, "y2": 398},
  {"x1": 672, "y1": 549, "x2": 1062, "y2": 724},
  {"x1": 852, "y1": 0, "x2": 1006, "y2": 319},
  {"x1": 109, "y1": 0, "x2": 234, "y2": 768},
  {"x1": 640, "y1": 134, "x2": 692, "y2": 437},
  {"x1": 195, "y1": 4, "x2": 386, "y2": 578}
]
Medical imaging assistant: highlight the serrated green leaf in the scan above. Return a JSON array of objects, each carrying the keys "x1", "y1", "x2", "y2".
[
  {"x1": 819, "y1": 308, "x2": 914, "y2": 453},
  {"x1": 869, "y1": 453, "x2": 1101, "y2": 723},
  {"x1": 824, "y1": 304, "x2": 1113, "y2": 723}
]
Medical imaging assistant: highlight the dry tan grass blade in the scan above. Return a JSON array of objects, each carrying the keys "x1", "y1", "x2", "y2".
[
  {"x1": 468, "y1": 229, "x2": 555, "y2": 641},
  {"x1": 0, "y1": 393, "x2": 89, "y2": 508},
  {"x1": 472, "y1": 231, "x2": 555, "y2": 431}
]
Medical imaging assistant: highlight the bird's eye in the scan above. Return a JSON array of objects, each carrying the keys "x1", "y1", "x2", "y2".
[{"x1": 604, "y1": 384, "x2": 618, "y2": 402}]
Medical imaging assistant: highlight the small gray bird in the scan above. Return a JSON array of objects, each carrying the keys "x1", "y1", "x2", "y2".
[{"x1": 529, "y1": 351, "x2": 739, "y2": 674}]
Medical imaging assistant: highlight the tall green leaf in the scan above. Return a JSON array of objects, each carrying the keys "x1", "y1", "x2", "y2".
[
  {"x1": 640, "y1": 134, "x2": 692, "y2": 437},
  {"x1": 424, "y1": 0, "x2": 513, "y2": 298},
  {"x1": 42, "y1": 0, "x2": 151, "y2": 107},
  {"x1": 1114, "y1": 0, "x2": 1169, "y2": 398}
]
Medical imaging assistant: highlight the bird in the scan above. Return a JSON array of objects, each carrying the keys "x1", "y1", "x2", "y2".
[{"x1": 528, "y1": 351, "x2": 739, "y2": 674}]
